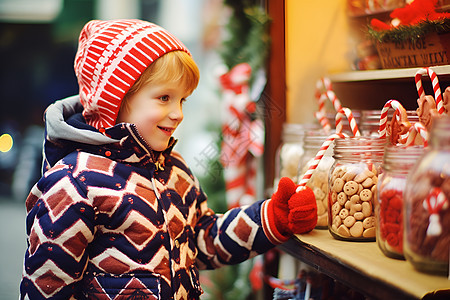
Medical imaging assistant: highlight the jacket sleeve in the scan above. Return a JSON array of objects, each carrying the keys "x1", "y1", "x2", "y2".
[
  {"x1": 194, "y1": 190, "x2": 281, "y2": 270},
  {"x1": 20, "y1": 166, "x2": 95, "y2": 299}
]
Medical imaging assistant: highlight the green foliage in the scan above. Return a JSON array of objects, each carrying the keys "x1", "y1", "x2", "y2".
[
  {"x1": 200, "y1": 260, "x2": 255, "y2": 300},
  {"x1": 219, "y1": 1, "x2": 271, "y2": 84},
  {"x1": 368, "y1": 18, "x2": 450, "y2": 43},
  {"x1": 196, "y1": 2, "x2": 270, "y2": 300},
  {"x1": 196, "y1": 122, "x2": 227, "y2": 214}
]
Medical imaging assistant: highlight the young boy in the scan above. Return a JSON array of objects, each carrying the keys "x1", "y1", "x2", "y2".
[{"x1": 20, "y1": 19, "x2": 317, "y2": 299}]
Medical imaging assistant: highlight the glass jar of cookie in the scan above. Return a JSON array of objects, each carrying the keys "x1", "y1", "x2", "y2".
[
  {"x1": 299, "y1": 132, "x2": 334, "y2": 229},
  {"x1": 404, "y1": 116, "x2": 450, "y2": 275},
  {"x1": 376, "y1": 145, "x2": 424, "y2": 259},
  {"x1": 328, "y1": 136, "x2": 385, "y2": 241}
]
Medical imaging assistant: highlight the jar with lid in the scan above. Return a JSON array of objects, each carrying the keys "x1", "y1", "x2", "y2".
[
  {"x1": 376, "y1": 145, "x2": 424, "y2": 259},
  {"x1": 328, "y1": 136, "x2": 385, "y2": 241},
  {"x1": 404, "y1": 116, "x2": 450, "y2": 275},
  {"x1": 298, "y1": 132, "x2": 334, "y2": 229},
  {"x1": 274, "y1": 123, "x2": 317, "y2": 189}
]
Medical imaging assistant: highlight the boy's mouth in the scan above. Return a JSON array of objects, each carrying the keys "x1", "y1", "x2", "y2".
[{"x1": 158, "y1": 126, "x2": 174, "y2": 135}]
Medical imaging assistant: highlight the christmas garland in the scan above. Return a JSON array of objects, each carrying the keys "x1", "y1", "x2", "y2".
[
  {"x1": 368, "y1": 18, "x2": 450, "y2": 43},
  {"x1": 220, "y1": 0, "x2": 271, "y2": 84}
]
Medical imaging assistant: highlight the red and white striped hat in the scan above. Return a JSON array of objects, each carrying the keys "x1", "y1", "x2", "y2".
[{"x1": 74, "y1": 19, "x2": 190, "y2": 130}]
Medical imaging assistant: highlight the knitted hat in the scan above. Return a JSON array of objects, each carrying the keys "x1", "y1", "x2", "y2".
[{"x1": 74, "y1": 19, "x2": 190, "y2": 130}]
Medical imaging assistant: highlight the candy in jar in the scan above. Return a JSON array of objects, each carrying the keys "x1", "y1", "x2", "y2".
[
  {"x1": 404, "y1": 116, "x2": 450, "y2": 275},
  {"x1": 328, "y1": 136, "x2": 385, "y2": 241},
  {"x1": 376, "y1": 145, "x2": 424, "y2": 259}
]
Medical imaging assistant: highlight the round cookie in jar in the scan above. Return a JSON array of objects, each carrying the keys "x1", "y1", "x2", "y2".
[
  {"x1": 376, "y1": 145, "x2": 424, "y2": 259},
  {"x1": 328, "y1": 136, "x2": 385, "y2": 241},
  {"x1": 404, "y1": 116, "x2": 450, "y2": 275},
  {"x1": 299, "y1": 132, "x2": 334, "y2": 229}
]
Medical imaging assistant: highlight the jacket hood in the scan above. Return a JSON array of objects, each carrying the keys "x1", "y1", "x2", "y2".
[{"x1": 42, "y1": 95, "x2": 175, "y2": 172}]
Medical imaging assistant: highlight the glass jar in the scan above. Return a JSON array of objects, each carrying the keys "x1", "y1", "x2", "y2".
[
  {"x1": 274, "y1": 123, "x2": 316, "y2": 188},
  {"x1": 404, "y1": 116, "x2": 450, "y2": 275},
  {"x1": 299, "y1": 133, "x2": 334, "y2": 229},
  {"x1": 360, "y1": 110, "x2": 384, "y2": 137},
  {"x1": 376, "y1": 145, "x2": 424, "y2": 259},
  {"x1": 328, "y1": 136, "x2": 385, "y2": 241}
]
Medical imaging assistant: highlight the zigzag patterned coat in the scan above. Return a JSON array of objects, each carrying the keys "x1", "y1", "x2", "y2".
[{"x1": 20, "y1": 96, "x2": 282, "y2": 300}]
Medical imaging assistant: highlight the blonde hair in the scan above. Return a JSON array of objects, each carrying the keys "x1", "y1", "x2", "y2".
[{"x1": 118, "y1": 51, "x2": 200, "y2": 118}]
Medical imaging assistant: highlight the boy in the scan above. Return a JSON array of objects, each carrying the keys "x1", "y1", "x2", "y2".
[{"x1": 20, "y1": 19, "x2": 317, "y2": 299}]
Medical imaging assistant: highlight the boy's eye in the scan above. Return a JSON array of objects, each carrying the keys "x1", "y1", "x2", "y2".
[{"x1": 160, "y1": 95, "x2": 169, "y2": 102}]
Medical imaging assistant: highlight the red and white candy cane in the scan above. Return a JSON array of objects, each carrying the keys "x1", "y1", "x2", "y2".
[
  {"x1": 424, "y1": 187, "x2": 448, "y2": 236},
  {"x1": 315, "y1": 78, "x2": 333, "y2": 131},
  {"x1": 325, "y1": 90, "x2": 343, "y2": 113},
  {"x1": 315, "y1": 77, "x2": 332, "y2": 100},
  {"x1": 405, "y1": 122, "x2": 429, "y2": 147},
  {"x1": 379, "y1": 99, "x2": 406, "y2": 139},
  {"x1": 335, "y1": 107, "x2": 361, "y2": 137},
  {"x1": 326, "y1": 90, "x2": 344, "y2": 130},
  {"x1": 415, "y1": 67, "x2": 444, "y2": 114},
  {"x1": 315, "y1": 93, "x2": 332, "y2": 132},
  {"x1": 297, "y1": 132, "x2": 346, "y2": 191}
]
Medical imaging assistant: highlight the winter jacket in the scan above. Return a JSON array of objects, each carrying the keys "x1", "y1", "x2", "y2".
[{"x1": 20, "y1": 96, "x2": 282, "y2": 300}]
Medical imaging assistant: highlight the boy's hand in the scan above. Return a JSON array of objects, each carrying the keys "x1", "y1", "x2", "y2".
[
  {"x1": 270, "y1": 177, "x2": 317, "y2": 237},
  {"x1": 288, "y1": 185, "x2": 317, "y2": 234}
]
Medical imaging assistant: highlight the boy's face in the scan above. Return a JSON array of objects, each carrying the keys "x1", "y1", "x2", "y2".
[{"x1": 117, "y1": 78, "x2": 190, "y2": 152}]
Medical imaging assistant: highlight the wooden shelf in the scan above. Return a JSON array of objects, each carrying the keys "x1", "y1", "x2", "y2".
[
  {"x1": 329, "y1": 65, "x2": 450, "y2": 82},
  {"x1": 279, "y1": 230, "x2": 450, "y2": 300},
  {"x1": 324, "y1": 65, "x2": 450, "y2": 111}
]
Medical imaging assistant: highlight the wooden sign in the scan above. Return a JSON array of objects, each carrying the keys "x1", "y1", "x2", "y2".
[{"x1": 376, "y1": 32, "x2": 450, "y2": 69}]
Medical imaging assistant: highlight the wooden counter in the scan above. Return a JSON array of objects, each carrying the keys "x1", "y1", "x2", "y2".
[{"x1": 279, "y1": 230, "x2": 450, "y2": 300}]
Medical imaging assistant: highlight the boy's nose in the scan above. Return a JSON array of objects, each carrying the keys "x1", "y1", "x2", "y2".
[{"x1": 169, "y1": 103, "x2": 183, "y2": 120}]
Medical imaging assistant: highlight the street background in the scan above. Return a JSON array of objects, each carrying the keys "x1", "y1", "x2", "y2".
[{"x1": 0, "y1": 198, "x2": 26, "y2": 299}]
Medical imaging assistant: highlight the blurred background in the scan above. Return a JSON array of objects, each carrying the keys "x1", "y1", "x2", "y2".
[{"x1": 0, "y1": 0, "x2": 238, "y2": 298}]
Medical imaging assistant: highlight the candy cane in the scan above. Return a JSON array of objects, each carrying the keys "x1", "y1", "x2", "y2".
[
  {"x1": 415, "y1": 67, "x2": 444, "y2": 114},
  {"x1": 315, "y1": 93, "x2": 332, "y2": 132},
  {"x1": 297, "y1": 132, "x2": 346, "y2": 191},
  {"x1": 315, "y1": 77, "x2": 332, "y2": 101},
  {"x1": 326, "y1": 90, "x2": 343, "y2": 113},
  {"x1": 379, "y1": 99, "x2": 407, "y2": 139},
  {"x1": 423, "y1": 187, "x2": 448, "y2": 236},
  {"x1": 405, "y1": 122, "x2": 429, "y2": 147},
  {"x1": 315, "y1": 78, "x2": 333, "y2": 131},
  {"x1": 335, "y1": 107, "x2": 361, "y2": 137}
]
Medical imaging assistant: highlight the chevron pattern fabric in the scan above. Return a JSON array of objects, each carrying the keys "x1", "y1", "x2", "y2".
[{"x1": 21, "y1": 124, "x2": 277, "y2": 299}]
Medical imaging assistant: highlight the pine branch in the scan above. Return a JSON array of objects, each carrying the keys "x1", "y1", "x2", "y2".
[{"x1": 368, "y1": 18, "x2": 450, "y2": 43}]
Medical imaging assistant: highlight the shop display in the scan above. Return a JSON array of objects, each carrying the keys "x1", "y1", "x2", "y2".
[
  {"x1": 328, "y1": 137, "x2": 385, "y2": 241},
  {"x1": 369, "y1": 0, "x2": 450, "y2": 69},
  {"x1": 376, "y1": 145, "x2": 425, "y2": 259},
  {"x1": 274, "y1": 0, "x2": 450, "y2": 295},
  {"x1": 404, "y1": 116, "x2": 450, "y2": 275}
]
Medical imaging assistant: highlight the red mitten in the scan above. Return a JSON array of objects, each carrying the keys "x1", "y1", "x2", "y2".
[
  {"x1": 262, "y1": 177, "x2": 296, "y2": 244},
  {"x1": 288, "y1": 186, "x2": 317, "y2": 234},
  {"x1": 271, "y1": 177, "x2": 297, "y2": 235},
  {"x1": 262, "y1": 177, "x2": 317, "y2": 244}
]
